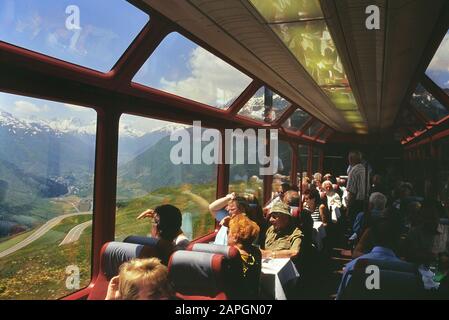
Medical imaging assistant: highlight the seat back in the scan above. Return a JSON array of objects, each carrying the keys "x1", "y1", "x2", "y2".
[
  {"x1": 341, "y1": 258, "x2": 424, "y2": 300},
  {"x1": 123, "y1": 235, "x2": 173, "y2": 265},
  {"x1": 188, "y1": 243, "x2": 242, "y2": 282},
  {"x1": 87, "y1": 241, "x2": 157, "y2": 300},
  {"x1": 169, "y1": 250, "x2": 243, "y2": 300},
  {"x1": 124, "y1": 235, "x2": 159, "y2": 247},
  {"x1": 187, "y1": 243, "x2": 240, "y2": 260}
]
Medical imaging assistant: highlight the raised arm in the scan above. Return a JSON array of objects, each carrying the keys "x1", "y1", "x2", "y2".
[{"x1": 209, "y1": 192, "x2": 235, "y2": 217}]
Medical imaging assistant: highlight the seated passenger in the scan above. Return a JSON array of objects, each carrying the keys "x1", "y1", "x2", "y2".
[
  {"x1": 313, "y1": 172, "x2": 322, "y2": 190},
  {"x1": 137, "y1": 204, "x2": 190, "y2": 252},
  {"x1": 303, "y1": 189, "x2": 325, "y2": 224},
  {"x1": 322, "y1": 180, "x2": 342, "y2": 223},
  {"x1": 264, "y1": 182, "x2": 292, "y2": 215},
  {"x1": 323, "y1": 180, "x2": 342, "y2": 209},
  {"x1": 261, "y1": 201, "x2": 303, "y2": 259},
  {"x1": 336, "y1": 216, "x2": 403, "y2": 299},
  {"x1": 227, "y1": 214, "x2": 262, "y2": 299},
  {"x1": 105, "y1": 258, "x2": 174, "y2": 300},
  {"x1": 402, "y1": 201, "x2": 448, "y2": 267},
  {"x1": 352, "y1": 207, "x2": 398, "y2": 259},
  {"x1": 350, "y1": 192, "x2": 387, "y2": 242},
  {"x1": 243, "y1": 193, "x2": 268, "y2": 246},
  {"x1": 209, "y1": 192, "x2": 249, "y2": 245}
]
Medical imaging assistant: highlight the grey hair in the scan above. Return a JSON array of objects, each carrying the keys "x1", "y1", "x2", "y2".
[
  {"x1": 369, "y1": 192, "x2": 387, "y2": 210},
  {"x1": 348, "y1": 151, "x2": 362, "y2": 163}
]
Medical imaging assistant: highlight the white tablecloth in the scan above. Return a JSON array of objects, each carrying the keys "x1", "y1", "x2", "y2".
[
  {"x1": 260, "y1": 258, "x2": 300, "y2": 300},
  {"x1": 313, "y1": 221, "x2": 327, "y2": 251}
]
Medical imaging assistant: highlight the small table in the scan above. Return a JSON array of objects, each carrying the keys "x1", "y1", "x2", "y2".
[
  {"x1": 260, "y1": 258, "x2": 300, "y2": 300},
  {"x1": 313, "y1": 221, "x2": 327, "y2": 251}
]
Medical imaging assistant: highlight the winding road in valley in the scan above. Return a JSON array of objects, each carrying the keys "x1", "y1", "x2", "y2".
[
  {"x1": 0, "y1": 211, "x2": 92, "y2": 258},
  {"x1": 59, "y1": 220, "x2": 92, "y2": 246}
]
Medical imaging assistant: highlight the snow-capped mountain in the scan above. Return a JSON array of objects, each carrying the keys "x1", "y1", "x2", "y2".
[
  {"x1": 0, "y1": 109, "x2": 96, "y2": 137},
  {"x1": 238, "y1": 94, "x2": 289, "y2": 121},
  {"x1": 1, "y1": 109, "x2": 188, "y2": 138}
]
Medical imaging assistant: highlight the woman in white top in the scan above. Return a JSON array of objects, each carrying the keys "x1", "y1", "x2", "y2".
[{"x1": 322, "y1": 180, "x2": 342, "y2": 224}]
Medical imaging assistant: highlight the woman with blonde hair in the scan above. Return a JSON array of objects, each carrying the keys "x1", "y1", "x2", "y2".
[{"x1": 106, "y1": 258, "x2": 174, "y2": 300}]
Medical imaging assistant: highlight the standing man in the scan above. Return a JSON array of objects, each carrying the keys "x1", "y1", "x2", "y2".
[{"x1": 346, "y1": 151, "x2": 369, "y2": 225}]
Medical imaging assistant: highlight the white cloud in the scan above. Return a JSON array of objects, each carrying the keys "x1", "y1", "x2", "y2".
[
  {"x1": 14, "y1": 100, "x2": 42, "y2": 113},
  {"x1": 159, "y1": 47, "x2": 252, "y2": 107},
  {"x1": 63, "y1": 103, "x2": 90, "y2": 112},
  {"x1": 15, "y1": 13, "x2": 42, "y2": 39}
]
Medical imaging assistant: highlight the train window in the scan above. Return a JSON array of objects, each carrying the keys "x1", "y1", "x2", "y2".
[
  {"x1": 133, "y1": 32, "x2": 253, "y2": 110},
  {"x1": 304, "y1": 121, "x2": 324, "y2": 138},
  {"x1": 278, "y1": 141, "x2": 292, "y2": 179},
  {"x1": 0, "y1": 92, "x2": 96, "y2": 299},
  {"x1": 228, "y1": 132, "x2": 264, "y2": 205},
  {"x1": 322, "y1": 87, "x2": 358, "y2": 111},
  {"x1": 238, "y1": 86, "x2": 291, "y2": 123},
  {"x1": 268, "y1": 18, "x2": 367, "y2": 132},
  {"x1": 229, "y1": 164, "x2": 264, "y2": 206},
  {"x1": 312, "y1": 147, "x2": 320, "y2": 174},
  {"x1": 116, "y1": 114, "x2": 217, "y2": 242},
  {"x1": 316, "y1": 127, "x2": 332, "y2": 142},
  {"x1": 425, "y1": 29, "x2": 449, "y2": 96},
  {"x1": 440, "y1": 137, "x2": 449, "y2": 206},
  {"x1": 282, "y1": 108, "x2": 311, "y2": 133},
  {"x1": 410, "y1": 84, "x2": 449, "y2": 123},
  {"x1": 0, "y1": 0, "x2": 149, "y2": 72},
  {"x1": 249, "y1": 0, "x2": 324, "y2": 23},
  {"x1": 298, "y1": 145, "x2": 309, "y2": 176}
]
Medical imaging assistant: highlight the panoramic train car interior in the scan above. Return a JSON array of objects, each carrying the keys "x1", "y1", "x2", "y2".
[{"x1": 0, "y1": 0, "x2": 449, "y2": 300}]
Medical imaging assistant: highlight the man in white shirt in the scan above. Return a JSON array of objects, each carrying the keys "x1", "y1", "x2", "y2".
[{"x1": 346, "y1": 151, "x2": 370, "y2": 224}]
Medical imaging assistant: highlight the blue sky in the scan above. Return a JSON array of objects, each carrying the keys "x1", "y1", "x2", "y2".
[
  {"x1": 426, "y1": 30, "x2": 449, "y2": 91},
  {"x1": 0, "y1": 0, "x2": 149, "y2": 72}
]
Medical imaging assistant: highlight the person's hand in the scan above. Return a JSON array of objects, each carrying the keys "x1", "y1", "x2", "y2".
[
  {"x1": 136, "y1": 209, "x2": 155, "y2": 220},
  {"x1": 219, "y1": 215, "x2": 231, "y2": 227},
  {"x1": 226, "y1": 192, "x2": 236, "y2": 201},
  {"x1": 105, "y1": 276, "x2": 121, "y2": 300}
]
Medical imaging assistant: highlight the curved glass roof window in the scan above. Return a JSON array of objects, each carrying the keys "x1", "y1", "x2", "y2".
[
  {"x1": 322, "y1": 87, "x2": 358, "y2": 111},
  {"x1": 425, "y1": 29, "x2": 449, "y2": 96},
  {"x1": 410, "y1": 84, "x2": 449, "y2": 123},
  {"x1": 282, "y1": 108, "x2": 311, "y2": 132},
  {"x1": 304, "y1": 120, "x2": 323, "y2": 138},
  {"x1": 133, "y1": 32, "x2": 253, "y2": 110},
  {"x1": 248, "y1": 0, "x2": 324, "y2": 23},
  {"x1": 238, "y1": 87, "x2": 291, "y2": 123},
  {"x1": 0, "y1": 0, "x2": 149, "y2": 72},
  {"x1": 271, "y1": 20, "x2": 348, "y2": 87},
  {"x1": 249, "y1": 1, "x2": 368, "y2": 132}
]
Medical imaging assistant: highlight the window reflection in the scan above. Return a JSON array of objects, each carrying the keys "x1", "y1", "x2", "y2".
[
  {"x1": 272, "y1": 21, "x2": 348, "y2": 87},
  {"x1": 410, "y1": 84, "x2": 449, "y2": 123},
  {"x1": 238, "y1": 87, "x2": 290, "y2": 123},
  {"x1": 282, "y1": 108, "x2": 310, "y2": 132},
  {"x1": 249, "y1": 0, "x2": 324, "y2": 23}
]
